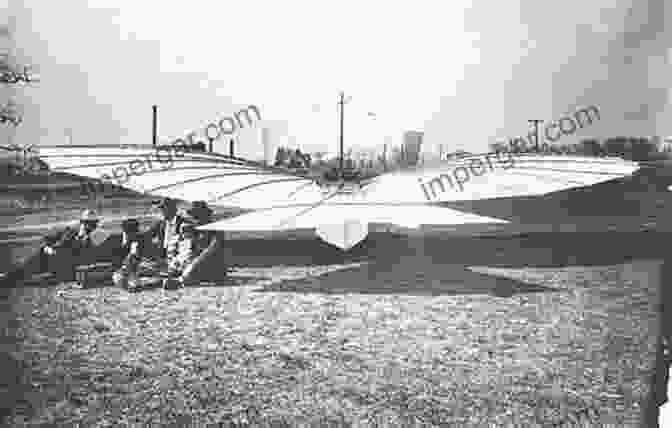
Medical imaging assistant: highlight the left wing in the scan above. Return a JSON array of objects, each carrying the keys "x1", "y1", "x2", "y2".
[{"x1": 37, "y1": 145, "x2": 325, "y2": 209}]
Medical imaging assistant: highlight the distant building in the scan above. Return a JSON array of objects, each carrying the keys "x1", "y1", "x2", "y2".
[
  {"x1": 658, "y1": 136, "x2": 672, "y2": 153},
  {"x1": 402, "y1": 130, "x2": 423, "y2": 166}
]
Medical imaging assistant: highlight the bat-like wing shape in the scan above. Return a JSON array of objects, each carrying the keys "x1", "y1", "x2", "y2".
[
  {"x1": 38, "y1": 146, "x2": 640, "y2": 250},
  {"x1": 37, "y1": 145, "x2": 325, "y2": 209}
]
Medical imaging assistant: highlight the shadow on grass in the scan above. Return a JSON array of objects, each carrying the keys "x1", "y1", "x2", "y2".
[
  {"x1": 255, "y1": 261, "x2": 560, "y2": 298},
  {"x1": 221, "y1": 230, "x2": 667, "y2": 270},
  {"x1": 215, "y1": 229, "x2": 666, "y2": 298},
  {"x1": 1, "y1": 230, "x2": 666, "y2": 298}
]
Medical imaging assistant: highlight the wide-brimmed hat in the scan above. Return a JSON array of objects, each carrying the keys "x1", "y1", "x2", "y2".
[
  {"x1": 179, "y1": 220, "x2": 197, "y2": 234},
  {"x1": 152, "y1": 197, "x2": 178, "y2": 210},
  {"x1": 80, "y1": 209, "x2": 100, "y2": 223},
  {"x1": 121, "y1": 218, "x2": 139, "y2": 233},
  {"x1": 186, "y1": 200, "x2": 213, "y2": 224}
]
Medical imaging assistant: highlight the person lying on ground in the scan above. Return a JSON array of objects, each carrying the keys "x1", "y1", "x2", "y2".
[{"x1": 1, "y1": 209, "x2": 108, "y2": 286}]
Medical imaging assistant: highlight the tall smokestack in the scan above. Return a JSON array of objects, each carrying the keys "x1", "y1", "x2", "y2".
[{"x1": 152, "y1": 105, "x2": 157, "y2": 147}]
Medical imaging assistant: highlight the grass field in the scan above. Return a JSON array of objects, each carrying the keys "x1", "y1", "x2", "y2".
[
  {"x1": 0, "y1": 257, "x2": 660, "y2": 426},
  {"x1": 0, "y1": 168, "x2": 669, "y2": 426}
]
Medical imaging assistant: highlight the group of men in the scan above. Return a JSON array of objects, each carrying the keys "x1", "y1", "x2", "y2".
[{"x1": 1, "y1": 197, "x2": 223, "y2": 291}]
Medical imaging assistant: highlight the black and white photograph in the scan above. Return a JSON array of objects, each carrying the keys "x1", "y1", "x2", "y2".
[{"x1": 0, "y1": 1, "x2": 670, "y2": 426}]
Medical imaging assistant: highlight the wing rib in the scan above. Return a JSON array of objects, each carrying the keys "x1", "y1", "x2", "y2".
[{"x1": 277, "y1": 183, "x2": 344, "y2": 227}]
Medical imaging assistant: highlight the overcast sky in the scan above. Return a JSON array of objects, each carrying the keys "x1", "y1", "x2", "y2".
[{"x1": 0, "y1": 0, "x2": 669, "y2": 158}]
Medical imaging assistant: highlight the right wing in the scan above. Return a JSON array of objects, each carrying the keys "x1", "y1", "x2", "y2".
[{"x1": 360, "y1": 153, "x2": 640, "y2": 203}]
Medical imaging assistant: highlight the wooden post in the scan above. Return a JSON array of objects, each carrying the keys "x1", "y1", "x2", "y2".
[
  {"x1": 152, "y1": 105, "x2": 158, "y2": 147},
  {"x1": 229, "y1": 139, "x2": 234, "y2": 157}
]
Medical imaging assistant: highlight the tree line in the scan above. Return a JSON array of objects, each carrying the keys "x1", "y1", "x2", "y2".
[
  {"x1": 489, "y1": 137, "x2": 667, "y2": 161},
  {"x1": 274, "y1": 147, "x2": 312, "y2": 169}
]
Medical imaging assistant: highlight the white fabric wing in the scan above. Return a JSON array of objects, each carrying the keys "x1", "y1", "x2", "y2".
[
  {"x1": 38, "y1": 146, "x2": 640, "y2": 250},
  {"x1": 199, "y1": 203, "x2": 508, "y2": 249},
  {"x1": 360, "y1": 153, "x2": 640, "y2": 203},
  {"x1": 37, "y1": 145, "x2": 324, "y2": 209},
  {"x1": 200, "y1": 204, "x2": 507, "y2": 231}
]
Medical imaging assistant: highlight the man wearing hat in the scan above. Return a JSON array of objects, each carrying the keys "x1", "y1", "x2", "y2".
[
  {"x1": 186, "y1": 200, "x2": 213, "y2": 224},
  {"x1": 1, "y1": 209, "x2": 106, "y2": 286},
  {"x1": 185, "y1": 200, "x2": 214, "y2": 246},
  {"x1": 144, "y1": 197, "x2": 185, "y2": 260},
  {"x1": 177, "y1": 201, "x2": 228, "y2": 285},
  {"x1": 125, "y1": 197, "x2": 186, "y2": 282},
  {"x1": 159, "y1": 201, "x2": 217, "y2": 289}
]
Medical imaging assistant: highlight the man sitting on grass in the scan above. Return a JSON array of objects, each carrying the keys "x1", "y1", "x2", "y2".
[
  {"x1": 132, "y1": 197, "x2": 185, "y2": 282},
  {"x1": 161, "y1": 201, "x2": 227, "y2": 289},
  {"x1": 178, "y1": 201, "x2": 227, "y2": 285},
  {"x1": 1, "y1": 209, "x2": 106, "y2": 286},
  {"x1": 110, "y1": 218, "x2": 146, "y2": 291},
  {"x1": 161, "y1": 219, "x2": 199, "y2": 290}
]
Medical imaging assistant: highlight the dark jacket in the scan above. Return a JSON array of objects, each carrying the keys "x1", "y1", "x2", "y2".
[
  {"x1": 143, "y1": 214, "x2": 186, "y2": 257},
  {"x1": 42, "y1": 226, "x2": 93, "y2": 256},
  {"x1": 95, "y1": 232, "x2": 147, "y2": 267}
]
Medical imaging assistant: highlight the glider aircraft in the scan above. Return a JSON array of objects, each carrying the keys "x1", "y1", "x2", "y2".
[
  {"x1": 36, "y1": 144, "x2": 639, "y2": 250},
  {"x1": 34, "y1": 94, "x2": 639, "y2": 250}
]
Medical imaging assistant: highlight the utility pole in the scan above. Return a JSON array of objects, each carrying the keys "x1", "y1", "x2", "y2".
[
  {"x1": 152, "y1": 105, "x2": 158, "y2": 147},
  {"x1": 528, "y1": 119, "x2": 543, "y2": 152},
  {"x1": 338, "y1": 92, "x2": 345, "y2": 177}
]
